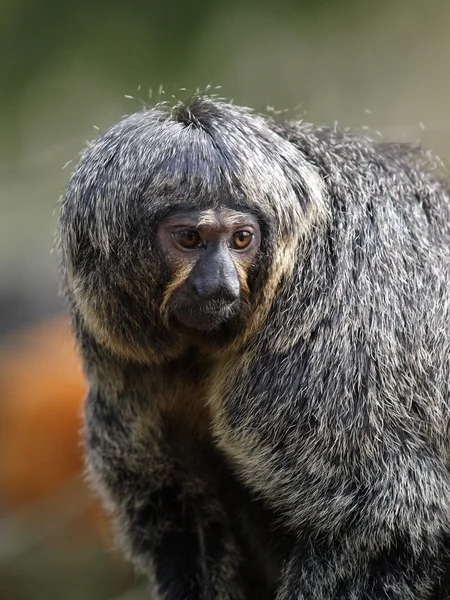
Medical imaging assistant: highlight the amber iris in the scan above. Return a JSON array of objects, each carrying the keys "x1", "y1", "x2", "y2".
[
  {"x1": 174, "y1": 230, "x2": 201, "y2": 249},
  {"x1": 231, "y1": 231, "x2": 253, "y2": 249}
]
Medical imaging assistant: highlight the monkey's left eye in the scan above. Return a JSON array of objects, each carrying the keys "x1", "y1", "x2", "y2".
[
  {"x1": 173, "y1": 230, "x2": 202, "y2": 249},
  {"x1": 231, "y1": 231, "x2": 253, "y2": 250}
]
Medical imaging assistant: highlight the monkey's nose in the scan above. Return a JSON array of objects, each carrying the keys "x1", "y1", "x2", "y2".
[
  {"x1": 190, "y1": 249, "x2": 241, "y2": 303},
  {"x1": 191, "y1": 275, "x2": 240, "y2": 303}
]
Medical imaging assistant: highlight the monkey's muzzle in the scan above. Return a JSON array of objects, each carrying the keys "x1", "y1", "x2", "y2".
[{"x1": 174, "y1": 299, "x2": 240, "y2": 331}]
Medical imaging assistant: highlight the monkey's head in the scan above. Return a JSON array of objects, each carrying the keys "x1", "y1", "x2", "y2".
[
  {"x1": 157, "y1": 207, "x2": 260, "y2": 331},
  {"x1": 59, "y1": 96, "x2": 326, "y2": 363}
]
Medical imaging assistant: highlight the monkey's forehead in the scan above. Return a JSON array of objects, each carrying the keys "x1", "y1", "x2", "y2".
[
  {"x1": 60, "y1": 97, "x2": 326, "y2": 253},
  {"x1": 79, "y1": 103, "x2": 291, "y2": 196},
  {"x1": 158, "y1": 207, "x2": 260, "y2": 229}
]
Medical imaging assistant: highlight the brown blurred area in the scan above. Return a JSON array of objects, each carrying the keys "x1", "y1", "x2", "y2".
[
  {"x1": 0, "y1": 317, "x2": 85, "y2": 511},
  {"x1": 0, "y1": 0, "x2": 449, "y2": 598},
  {"x1": 0, "y1": 317, "x2": 139, "y2": 599}
]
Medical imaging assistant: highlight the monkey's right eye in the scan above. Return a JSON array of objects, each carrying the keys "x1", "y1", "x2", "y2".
[{"x1": 173, "y1": 230, "x2": 202, "y2": 249}]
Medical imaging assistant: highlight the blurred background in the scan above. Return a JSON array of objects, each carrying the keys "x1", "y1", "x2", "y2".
[{"x1": 0, "y1": 0, "x2": 449, "y2": 598}]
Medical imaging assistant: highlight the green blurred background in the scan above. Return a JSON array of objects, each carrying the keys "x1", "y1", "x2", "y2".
[{"x1": 0, "y1": 0, "x2": 449, "y2": 598}]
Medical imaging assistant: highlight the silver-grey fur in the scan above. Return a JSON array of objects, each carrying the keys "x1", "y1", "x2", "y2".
[{"x1": 59, "y1": 95, "x2": 450, "y2": 599}]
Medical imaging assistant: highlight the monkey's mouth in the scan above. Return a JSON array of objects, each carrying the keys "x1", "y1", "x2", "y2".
[{"x1": 173, "y1": 299, "x2": 240, "y2": 331}]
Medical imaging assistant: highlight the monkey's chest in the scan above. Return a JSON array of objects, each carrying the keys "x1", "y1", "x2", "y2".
[
  {"x1": 163, "y1": 404, "x2": 295, "y2": 599},
  {"x1": 166, "y1": 377, "x2": 212, "y2": 436}
]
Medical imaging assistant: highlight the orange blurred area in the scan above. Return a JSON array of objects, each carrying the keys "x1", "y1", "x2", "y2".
[
  {"x1": 0, "y1": 316, "x2": 138, "y2": 598},
  {"x1": 0, "y1": 314, "x2": 114, "y2": 547},
  {"x1": 0, "y1": 316, "x2": 86, "y2": 511}
]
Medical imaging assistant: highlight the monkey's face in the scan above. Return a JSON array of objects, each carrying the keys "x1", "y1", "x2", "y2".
[{"x1": 157, "y1": 208, "x2": 260, "y2": 331}]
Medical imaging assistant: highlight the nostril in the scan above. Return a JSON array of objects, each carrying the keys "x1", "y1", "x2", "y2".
[
  {"x1": 221, "y1": 282, "x2": 240, "y2": 303},
  {"x1": 190, "y1": 278, "x2": 210, "y2": 300},
  {"x1": 190, "y1": 277, "x2": 239, "y2": 303},
  {"x1": 189, "y1": 254, "x2": 241, "y2": 303}
]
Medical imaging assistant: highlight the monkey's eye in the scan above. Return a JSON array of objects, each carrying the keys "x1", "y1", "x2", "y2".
[
  {"x1": 173, "y1": 230, "x2": 202, "y2": 249},
  {"x1": 231, "y1": 231, "x2": 253, "y2": 250}
]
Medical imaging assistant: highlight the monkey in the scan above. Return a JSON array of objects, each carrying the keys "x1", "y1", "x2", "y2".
[{"x1": 58, "y1": 95, "x2": 450, "y2": 599}]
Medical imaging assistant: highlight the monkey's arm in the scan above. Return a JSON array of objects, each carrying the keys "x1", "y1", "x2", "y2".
[
  {"x1": 275, "y1": 452, "x2": 450, "y2": 600},
  {"x1": 82, "y1": 342, "x2": 249, "y2": 600},
  {"x1": 217, "y1": 347, "x2": 450, "y2": 600}
]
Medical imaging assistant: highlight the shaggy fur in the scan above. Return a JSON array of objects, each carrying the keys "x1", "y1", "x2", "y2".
[{"x1": 59, "y1": 95, "x2": 450, "y2": 599}]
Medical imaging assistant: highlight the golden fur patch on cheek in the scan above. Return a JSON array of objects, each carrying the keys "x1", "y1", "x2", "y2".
[
  {"x1": 71, "y1": 286, "x2": 159, "y2": 364},
  {"x1": 160, "y1": 261, "x2": 196, "y2": 322},
  {"x1": 240, "y1": 235, "x2": 299, "y2": 343},
  {"x1": 234, "y1": 260, "x2": 250, "y2": 303}
]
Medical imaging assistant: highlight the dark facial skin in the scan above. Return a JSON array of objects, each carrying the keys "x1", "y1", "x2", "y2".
[{"x1": 157, "y1": 208, "x2": 261, "y2": 331}]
